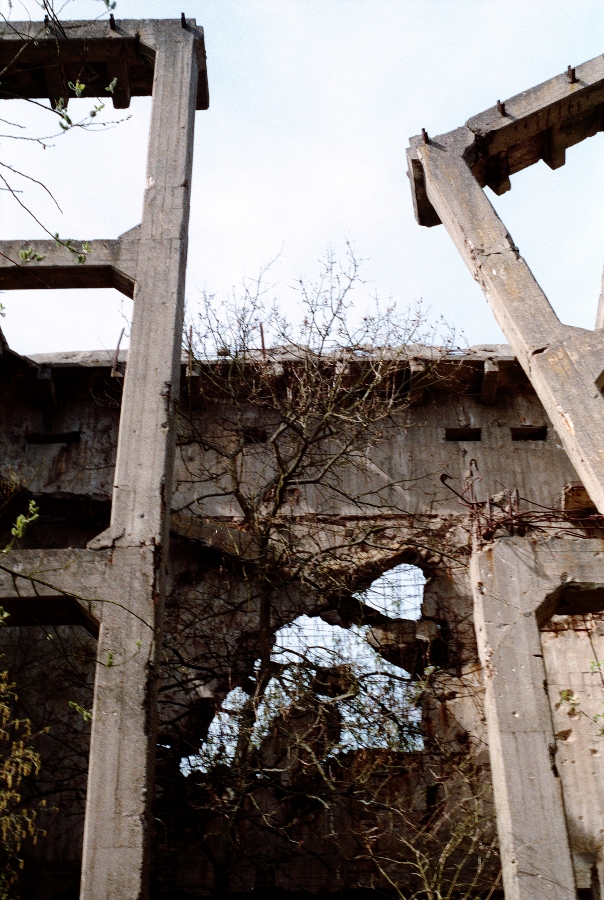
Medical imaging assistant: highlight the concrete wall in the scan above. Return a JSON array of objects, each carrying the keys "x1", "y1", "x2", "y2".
[{"x1": 0, "y1": 343, "x2": 596, "y2": 897}]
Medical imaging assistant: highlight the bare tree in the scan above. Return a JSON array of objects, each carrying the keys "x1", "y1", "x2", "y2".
[{"x1": 142, "y1": 251, "x2": 503, "y2": 896}]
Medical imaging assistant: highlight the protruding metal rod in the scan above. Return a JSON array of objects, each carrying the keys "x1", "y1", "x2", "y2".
[
  {"x1": 497, "y1": 99, "x2": 505, "y2": 116},
  {"x1": 567, "y1": 65, "x2": 576, "y2": 84},
  {"x1": 109, "y1": 13, "x2": 116, "y2": 30},
  {"x1": 422, "y1": 128, "x2": 429, "y2": 145},
  {"x1": 181, "y1": 12, "x2": 187, "y2": 28}
]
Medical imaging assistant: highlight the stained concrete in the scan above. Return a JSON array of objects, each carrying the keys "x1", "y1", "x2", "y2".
[
  {"x1": 0, "y1": 18, "x2": 209, "y2": 899},
  {"x1": 408, "y1": 52, "x2": 604, "y2": 900},
  {"x1": 1, "y1": 342, "x2": 601, "y2": 896}
]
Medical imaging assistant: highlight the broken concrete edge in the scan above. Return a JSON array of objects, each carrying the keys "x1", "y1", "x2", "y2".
[
  {"x1": 408, "y1": 51, "x2": 604, "y2": 224},
  {"x1": 26, "y1": 343, "x2": 515, "y2": 368}
]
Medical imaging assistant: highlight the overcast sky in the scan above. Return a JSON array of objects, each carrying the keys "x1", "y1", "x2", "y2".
[{"x1": 1, "y1": 0, "x2": 604, "y2": 355}]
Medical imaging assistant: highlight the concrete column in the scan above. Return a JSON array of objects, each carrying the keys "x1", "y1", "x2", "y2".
[
  {"x1": 470, "y1": 536, "x2": 604, "y2": 900},
  {"x1": 80, "y1": 29, "x2": 198, "y2": 900}
]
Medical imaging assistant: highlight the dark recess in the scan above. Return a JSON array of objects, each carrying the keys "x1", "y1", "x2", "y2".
[
  {"x1": 511, "y1": 426, "x2": 547, "y2": 441},
  {"x1": 444, "y1": 427, "x2": 481, "y2": 441},
  {"x1": 26, "y1": 431, "x2": 81, "y2": 444}
]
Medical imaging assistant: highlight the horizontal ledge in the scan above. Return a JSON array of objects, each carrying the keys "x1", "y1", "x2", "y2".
[
  {"x1": 0, "y1": 265, "x2": 134, "y2": 296},
  {"x1": 0, "y1": 236, "x2": 138, "y2": 297}
]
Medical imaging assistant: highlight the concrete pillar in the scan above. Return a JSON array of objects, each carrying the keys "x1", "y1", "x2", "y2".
[
  {"x1": 80, "y1": 28, "x2": 199, "y2": 900},
  {"x1": 470, "y1": 536, "x2": 604, "y2": 900}
]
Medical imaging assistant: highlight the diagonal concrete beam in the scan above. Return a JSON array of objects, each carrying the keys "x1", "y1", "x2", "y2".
[{"x1": 407, "y1": 67, "x2": 604, "y2": 513}]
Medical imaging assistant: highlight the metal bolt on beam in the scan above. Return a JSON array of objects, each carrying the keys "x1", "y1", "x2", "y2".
[
  {"x1": 422, "y1": 128, "x2": 429, "y2": 145},
  {"x1": 497, "y1": 99, "x2": 505, "y2": 116},
  {"x1": 567, "y1": 65, "x2": 576, "y2": 84}
]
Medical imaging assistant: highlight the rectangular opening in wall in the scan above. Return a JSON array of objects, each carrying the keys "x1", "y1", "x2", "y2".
[
  {"x1": 511, "y1": 426, "x2": 547, "y2": 441},
  {"x1": 444, "y1": 427, "x2": 481, "y2": 441},
  {"x1": 26, "y1": 431, "x2": 81, "y2": 445}
]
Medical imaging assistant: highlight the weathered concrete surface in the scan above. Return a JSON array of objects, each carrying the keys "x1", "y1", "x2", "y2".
[
  {"x1": 408, "y1": 67, "x2": 604, "y2": 896},
  {"x1": 0, "y1": 17, "x2": 207, "y2": 900},
  {"x1": 3, "y1": 342, "x2": 602, "y2": 896},
  {"x1": 542, "y1": 613, "x2": 604, "y2": 892},
  {"x1": 416, "y1": 133, "x2": 604, "y2": 520},
  {"x1": 407, "y1": 57, "x2": 604, "y2": 518},
  {"x1": 0, "y1": 227, "x2": 140, "y2": 296},
  {"x1": 471, "y1": 537, "x2": 604, "y2": 898},
  {"x1": 80, "y1": 25, "x2": 200, "y2": 900}
]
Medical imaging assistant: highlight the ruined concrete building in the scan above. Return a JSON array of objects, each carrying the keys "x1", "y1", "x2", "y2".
[{"x1": 1, "y1": 15, "x2": 604, "y2": 900}]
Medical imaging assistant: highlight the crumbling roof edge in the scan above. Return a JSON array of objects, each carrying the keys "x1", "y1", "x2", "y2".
[{"x1": 27, "y1": 344, "x2": 515, "y2": 369}]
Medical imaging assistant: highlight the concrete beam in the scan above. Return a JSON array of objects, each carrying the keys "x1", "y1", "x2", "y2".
[
  {"x1": 0, "y1": 549, "x2": 105, "y2": 636},
  {"x1": 470, "y1": 536, "x2": 604, "y2": 899},
  {"x1": 0, "y1": 19, "x2": 209, "y2": 110},
  {"x1": 408, "y1": 53, "x2": 604, "y2": 225},
  {"x1": 0, "y1": 226, "x2": 140, "y2": 297},
  {"x1": 412, "y1": 128, "x2": 604, "y2": 515},
  {"x1": 0, "y1": 17, "x2": 207, "y2": 899}
]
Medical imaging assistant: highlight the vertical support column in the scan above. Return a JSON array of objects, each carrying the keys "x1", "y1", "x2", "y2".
[
  {"x1": 80, "y1": 28, "x2": 198, "y2": 900},
  {"x1": 470, "y1": 538, "x2": 577, "y2": 900}
]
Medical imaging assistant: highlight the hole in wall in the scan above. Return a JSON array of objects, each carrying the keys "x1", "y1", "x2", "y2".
[
  {"x1": 510, "y1": 425, "x2": 547, "y2": 441},
  {"x1": 26, "y1": 431, "x2": 80, "y2": 445},
  {"x1": 183, "y1": 566, "x2": 427, "y2": 776},
  {"x1": 538, "y1": 583, "x2": 604, "y2": 626},
  {"x1": 362, "y1": 563, "x2": 426, "y2": 620},
  {"x1": 445, "y1": 427, "x2": 481, "y2": 442}
]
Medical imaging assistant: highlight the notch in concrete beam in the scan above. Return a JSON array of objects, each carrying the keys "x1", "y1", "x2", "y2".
[
  {"x1": 480, "y1": 359, "x2": 499, "y2": 405},
  {"x1": 408, "y1": 358, "x2": 427, "y2": 405},
  {"x1": 485, "y1": 150, "x2": 511, "y2": 195},
  {"x1": 36, "y1": 364, "x2": 58, "y2": 415},
  {"x1": 44, "y1": 62, "x2": 69, "y2": 110},
  {"x1": 107, "y1": 58, "x2": 131, "y2": 109}
]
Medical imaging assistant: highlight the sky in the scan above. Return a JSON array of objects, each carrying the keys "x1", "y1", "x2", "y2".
[{"x1": 1, "y1": 0, "x2": 604, "y2": 355}]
